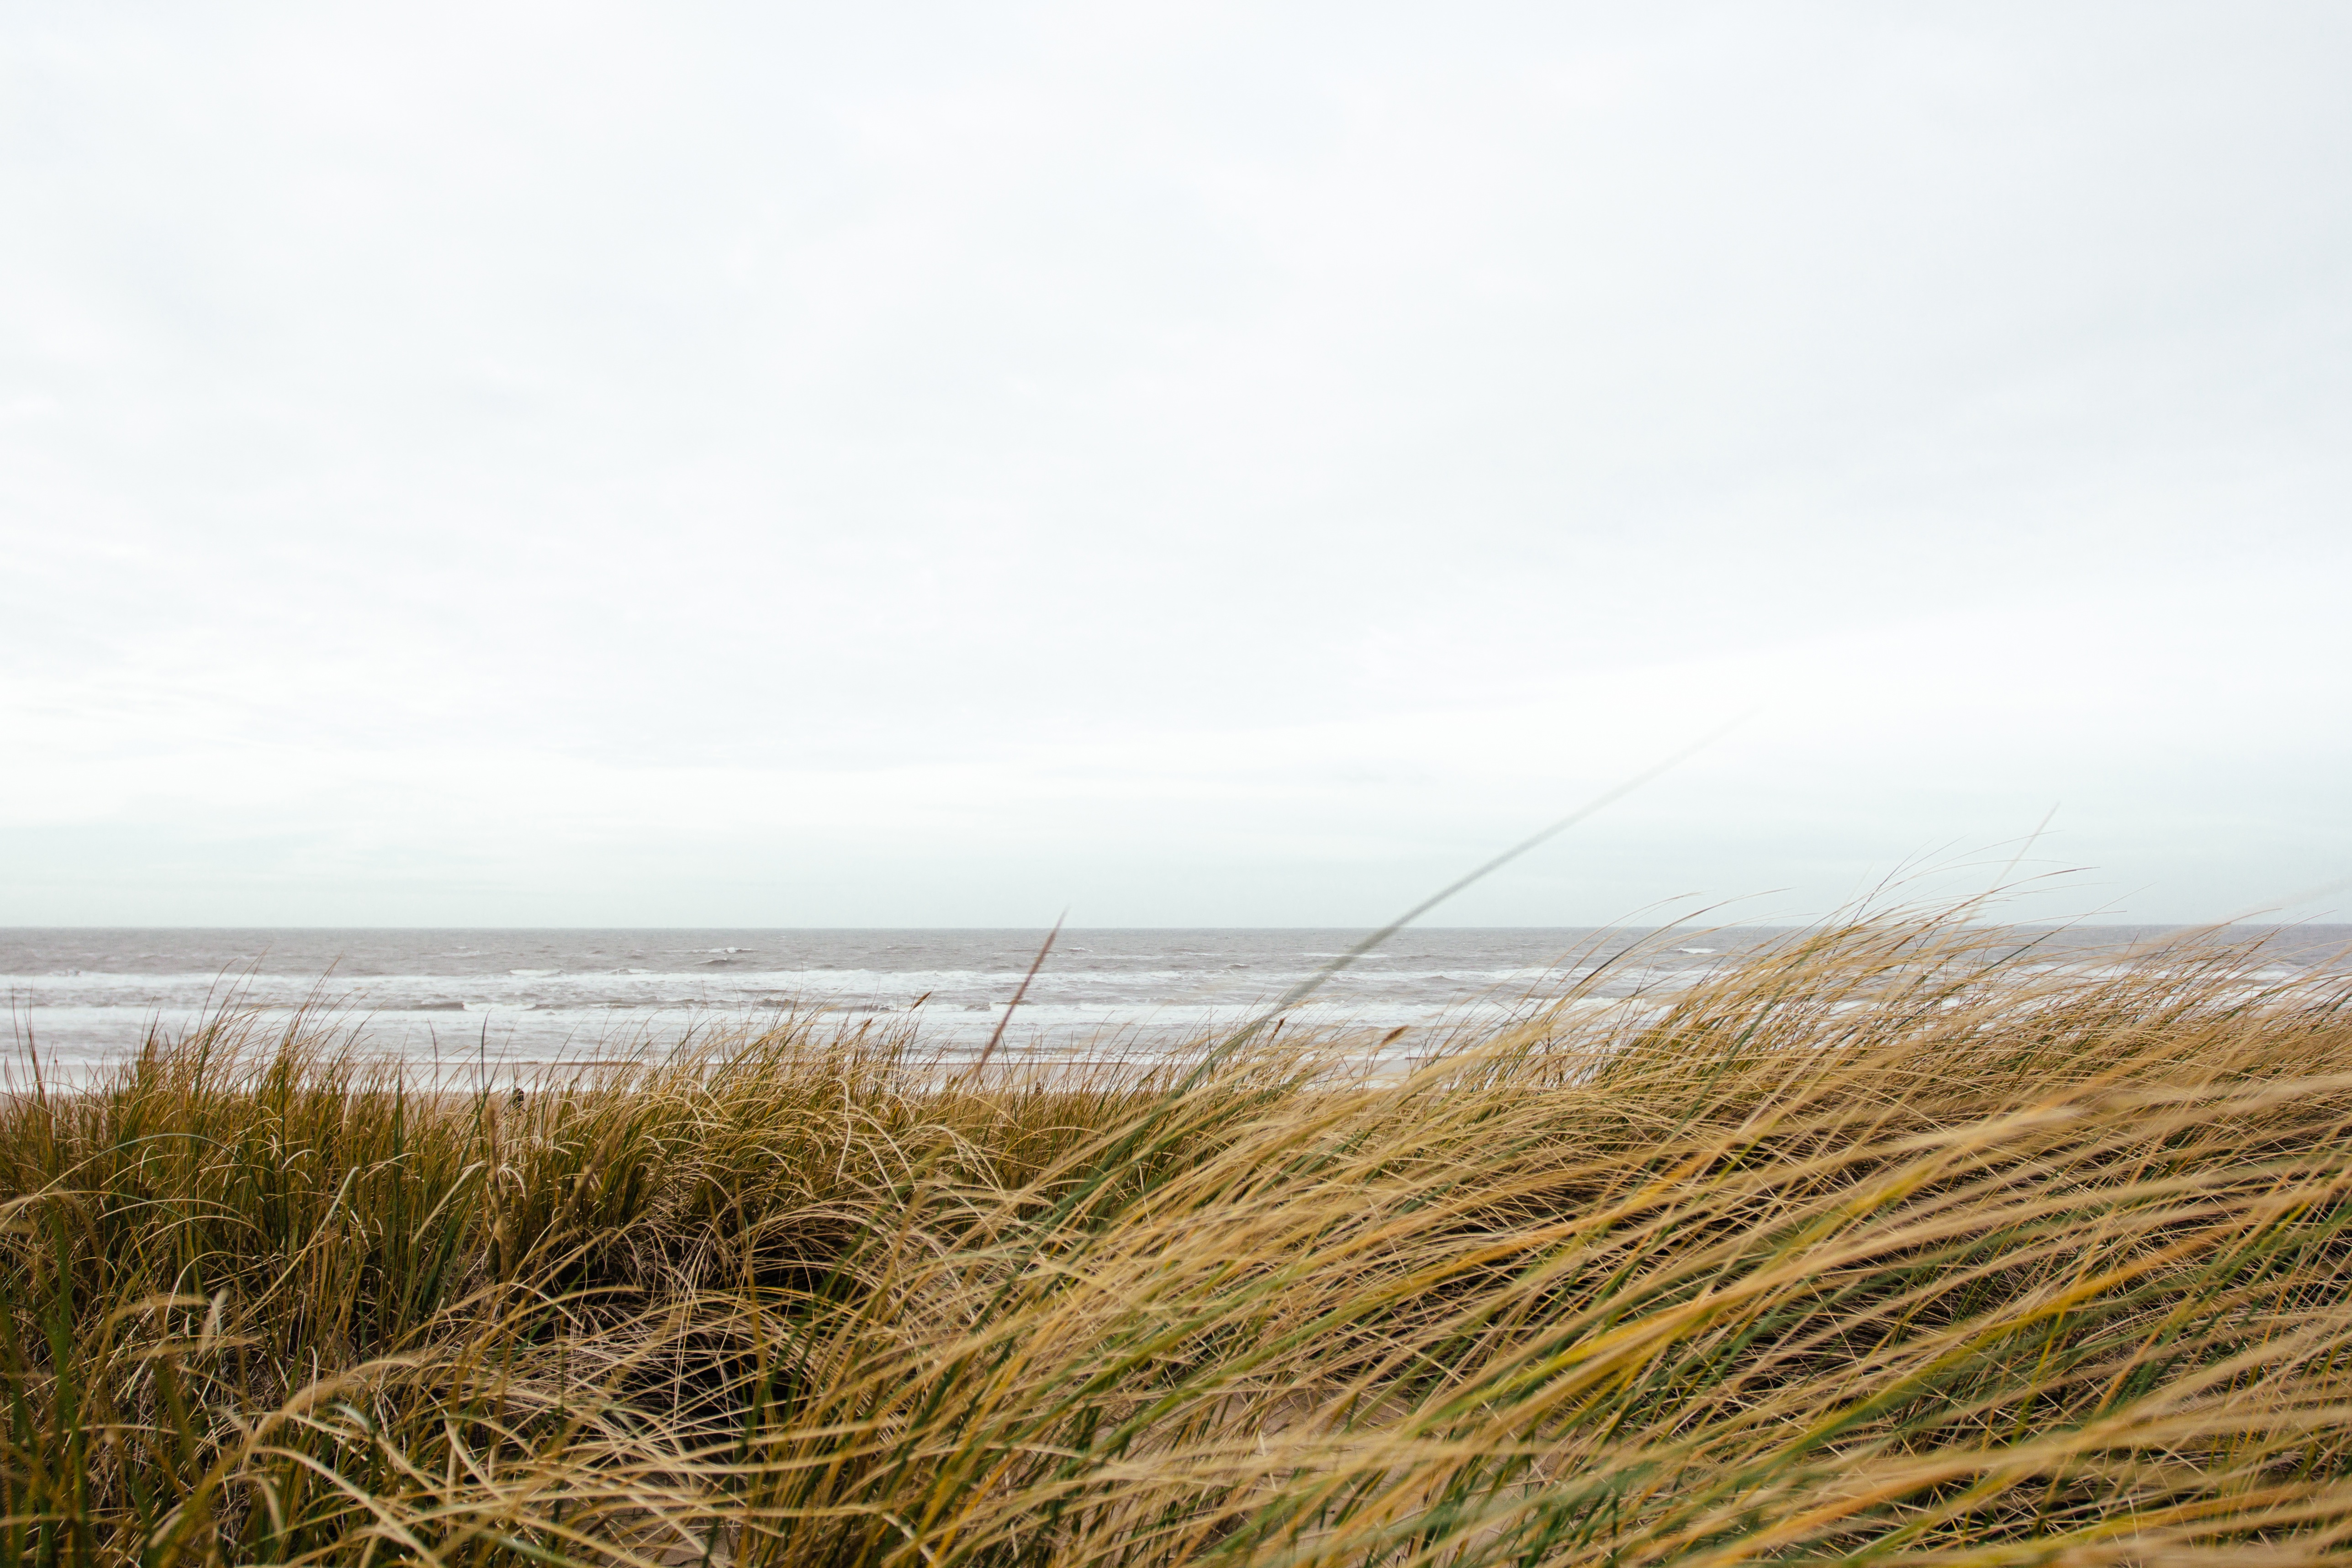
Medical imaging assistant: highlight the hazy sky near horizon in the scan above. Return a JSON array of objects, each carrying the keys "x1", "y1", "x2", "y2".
[{"x1": 4, "y1": 2, "x2": 2348, "y2": 928}]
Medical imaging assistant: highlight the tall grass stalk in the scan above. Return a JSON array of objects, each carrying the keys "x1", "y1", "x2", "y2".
[{"x1": 6, "y1": 911, "x2": 2352, "y2": 1565}]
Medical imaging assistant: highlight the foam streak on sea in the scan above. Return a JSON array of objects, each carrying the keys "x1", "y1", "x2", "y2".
[{"x1": 6, "y1": 926, "x2": 2346, "y2": 1084}]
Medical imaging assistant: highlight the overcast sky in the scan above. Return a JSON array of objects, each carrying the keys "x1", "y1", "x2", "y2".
[{"x1": 3, "y1": 2, "x2": 2347, "y2": 928}]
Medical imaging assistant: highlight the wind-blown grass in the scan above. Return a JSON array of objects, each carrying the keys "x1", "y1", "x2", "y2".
[{"x1": 6, "y1": 912, "x2": 2352, "y2": 1565}]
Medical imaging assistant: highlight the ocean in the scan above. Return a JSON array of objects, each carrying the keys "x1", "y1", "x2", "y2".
[{"x1": 7, "y1": 925, "x2": 2348, "y2": 1083}]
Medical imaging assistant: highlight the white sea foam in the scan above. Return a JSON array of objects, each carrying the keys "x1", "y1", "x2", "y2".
[{"x1": 7, "y1": 925, "x2": 2344, "y2": 1081}]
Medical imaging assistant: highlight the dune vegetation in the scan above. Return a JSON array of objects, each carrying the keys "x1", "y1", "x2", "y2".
[{"x1": 6, "y1": 911, "x2": 2352, "y2": 1566}]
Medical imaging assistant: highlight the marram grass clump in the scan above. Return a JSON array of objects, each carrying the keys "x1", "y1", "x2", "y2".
[{"x1": 7, "y1": 913, "x2": 2352, "y2": 1566}]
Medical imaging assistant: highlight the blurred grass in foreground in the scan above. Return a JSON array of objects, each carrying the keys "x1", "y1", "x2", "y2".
[{"x1": 7, "y1": 911, "x2": 2352, "y2": 1566}]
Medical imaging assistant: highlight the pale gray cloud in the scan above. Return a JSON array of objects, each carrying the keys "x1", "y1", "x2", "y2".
[{"x1": 3, "y1": 2, "x2": 2347, "y2": 925}]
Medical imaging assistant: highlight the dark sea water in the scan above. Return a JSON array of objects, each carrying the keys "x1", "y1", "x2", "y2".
[{"x1": 6, "y1": 926, "x2": 2348, "y2": 1083}]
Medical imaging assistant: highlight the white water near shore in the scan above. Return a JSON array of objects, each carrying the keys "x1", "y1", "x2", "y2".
[{"x1": 8, "y1": 926, "x2": 2347, "y2": 1084}]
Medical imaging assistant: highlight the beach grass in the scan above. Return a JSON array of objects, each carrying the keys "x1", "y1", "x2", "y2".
[{"x1": 7, "y1": 911, "x2": 2352, "y2": 1565}]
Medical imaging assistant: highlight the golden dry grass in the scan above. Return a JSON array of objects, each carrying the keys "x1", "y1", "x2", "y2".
[{"x1": 7, "y1": 911, "x2": 2352, "y2": 1565}]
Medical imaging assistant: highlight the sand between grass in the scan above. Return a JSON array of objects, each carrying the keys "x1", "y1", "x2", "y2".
[{"x1": 7, "y1": 912, "x2": 2352, "y2": 1566}]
